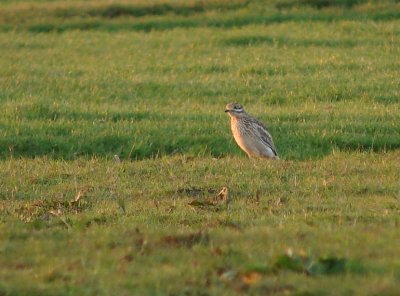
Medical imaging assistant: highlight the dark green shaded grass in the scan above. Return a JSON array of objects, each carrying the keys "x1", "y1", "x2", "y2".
[
  {"x1": 12, "y1": 10, "x2": 400, "y2": 33},
  {"x1": 1, "y1": 101, "x2": 399, "y2": 160},
  {"x1": 54, "y1": 1, "x2": 249, "y2": 19},
  {"x1": 224, "y1": 35, "x2": 360, "y2": 48},
  {"x1": 277, "y1": 0, "x2": 368, "y2": 10},
  {"x1": 1, "y1": 0, "x2": 400, "y2": 33}
]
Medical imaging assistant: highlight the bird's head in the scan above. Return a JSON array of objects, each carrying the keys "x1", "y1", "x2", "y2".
[{"x1": 225, "y1": 102, "x2": 245, "y2": 118}]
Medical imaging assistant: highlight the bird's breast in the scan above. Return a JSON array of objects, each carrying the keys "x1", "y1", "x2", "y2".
[{"x1": 231, "y1": 119, "x2": 252, "y2": 147}]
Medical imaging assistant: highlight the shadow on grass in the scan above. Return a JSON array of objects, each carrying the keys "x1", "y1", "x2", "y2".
[
  {"x1": 1, "y1": 126, "x2": 399, "y2": 161},
  {"x1": 7, "y1": 10, "x2": 400, "y2": 33},
  {"x1": 3, "y1": 104, "x2": 399, "y2": 160},
  {"x1": 223, "y1": 35, "x2": 359, "y2": 48},
  {"x1": 276, "y1": 0, "x2": 367, "y2": 10},
  {"x1": 55, "y1": 1, "x2": 250, "y2": 19},
  {"x1": 2, "y1": 133, "x2": 227, "y2": 160}
]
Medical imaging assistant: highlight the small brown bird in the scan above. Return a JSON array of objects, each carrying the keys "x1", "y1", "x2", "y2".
[{"x1": 225, "y1": 102, "x2": 278, "y2": 159}]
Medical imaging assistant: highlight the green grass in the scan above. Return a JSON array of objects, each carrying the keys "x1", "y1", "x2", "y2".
[{"x1": 0, "y1": 0, "x2": 400, "y2": 295}]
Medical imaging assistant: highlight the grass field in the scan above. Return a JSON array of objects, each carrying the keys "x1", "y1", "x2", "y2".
[{"x1": 1, "y1": 0, "x2": 400, "y2": 295}]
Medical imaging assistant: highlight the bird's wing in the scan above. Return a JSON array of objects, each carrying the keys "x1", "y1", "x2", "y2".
[{"x1": 254, "y1": 121, "x2": 278, "y2": 156}]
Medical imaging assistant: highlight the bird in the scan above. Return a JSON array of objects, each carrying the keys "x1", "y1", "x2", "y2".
[{"x1": 225, "y1": 102, "x2": 278, "y2": 159}]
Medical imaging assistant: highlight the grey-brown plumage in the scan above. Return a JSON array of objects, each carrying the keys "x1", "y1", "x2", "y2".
[{"x1": 225, "y1": 102, "x2": 278, "y2": 159}]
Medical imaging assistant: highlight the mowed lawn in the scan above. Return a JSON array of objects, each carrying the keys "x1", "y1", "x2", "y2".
[{"x1": 0, "y1": 0, "x2": 400, "y2": 295}]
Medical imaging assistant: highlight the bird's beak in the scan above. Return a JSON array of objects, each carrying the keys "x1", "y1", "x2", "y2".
[{"x1": 224, "y1": 109, "x2": 230, "y2": 113}]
